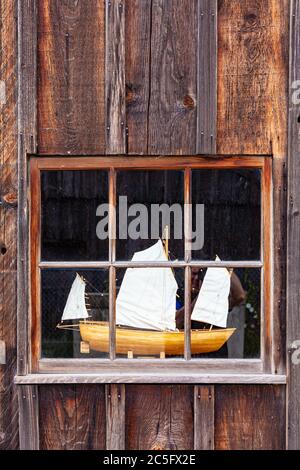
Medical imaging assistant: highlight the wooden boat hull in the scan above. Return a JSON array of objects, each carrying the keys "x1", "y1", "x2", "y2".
[{"x1": 79, "y1": 321, "x2": 236, "y2": 356}]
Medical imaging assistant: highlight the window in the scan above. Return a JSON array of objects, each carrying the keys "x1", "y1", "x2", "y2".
[{"x1": 30, "y1": 156, "x2": 271, "y2": 373}]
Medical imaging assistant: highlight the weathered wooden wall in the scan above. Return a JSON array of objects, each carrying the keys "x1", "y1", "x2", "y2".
[
  {"x1": 36, "y1": 384, "x2": 286, "y2": 450},
  {"x1": 0, "y1": 0, "x2": 291, "y2": 450},
  {"x1": 0, "y1": 0, "x2": 19, "y2": 450}
]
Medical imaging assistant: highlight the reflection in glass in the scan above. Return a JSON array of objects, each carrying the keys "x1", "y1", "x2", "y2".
[
  {"x1": 116, "y1": 170, "x2": 184, "y2": 260},
  {"x1": 192, "y1": 170, "x2": 261, "y2": 260},
  {"x1": 41, "y1": 170, "x2": 108, "y2": 261},
  {"x1": 41, "y1": 269, "x2": 109, "y2": 358}
]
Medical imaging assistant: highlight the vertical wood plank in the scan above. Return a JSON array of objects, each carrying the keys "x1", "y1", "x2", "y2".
[
  {"x1": 215, "y1": 385, "x2": 286, "y2": 450},
  {"x1": 18, "y1": 0, "x2": 37, "y2": 376},
  {"x1": 106, "y1": 0, "x2": 126, "y2": 154},
  {"x1": 287, "y1": 0, "x2": 300, "y2": 450},
  {"x1": 126, "y1": 385, "x2": 194, "y2": 450},
  {"x1": 197, "y1": 0, "x2": 217, "y2": 154},
  {"x1": 37, "y1": 0, "x2": 105, "y2": 154},
  {"x1": 194, "y1": 385, "x2": 214, "y2": 450},
  {"x1": 125, "y1": 0, "x2": 152, "y2": 154},
  {"x1": 217, "y1": 0, "x2": 289, "y2": 156},
  {"x1": 0, "y1": 0, "x2": 19, "y2": 449},
  {"x1": 18, "y1": 386, "x2": 39, "y2": 450},
  {"x1": 106, "y1": 384, "x2": 125, "y2": 450},
  {"x1": 39, "y1": 385, "x2": 106, "y2": 450},
  {"x1": 147, "y1": 0, "x2": 198, "y2": 155}
]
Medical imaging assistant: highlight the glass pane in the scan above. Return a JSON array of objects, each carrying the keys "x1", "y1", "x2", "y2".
[
  {"x1": 191, "y1": 169, "x2": 261, "y2": 260},
  {"x1": 115, "y1": 267, "x2": 184, "y2": 359},
  {"x1": 116, "y1": 171, "x2": 184, "y2": 260},
  {"x1": 186, "y1": 267, "x2": 261, "y2": 359},
  {"x1": 41, "y1": 269, "x2": 109, "y2": 358},
  {"x1": 41, "y1": 170, "x2": 108, "y2": 261}
]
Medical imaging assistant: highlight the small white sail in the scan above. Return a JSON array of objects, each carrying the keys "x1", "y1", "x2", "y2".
[
  {"x1": 191, "y1": 257, "x2": 231, "y2": 328},
  {"x1": 116, "y1": 240, "x2": 178, "y2": 331},
  {"x1": 61, "y1": 273, "x2": 89, "y2": 321}
]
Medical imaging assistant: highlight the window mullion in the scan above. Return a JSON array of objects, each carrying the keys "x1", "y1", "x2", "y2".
[
  {"x1": 109, "y1": 168, "x2": 116, "y2": 360},
  {"x1": 184, "y1": 168, "x2": 192, "y2": 360}
]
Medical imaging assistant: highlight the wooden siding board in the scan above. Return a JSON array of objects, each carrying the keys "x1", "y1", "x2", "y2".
[
  {"x1": 287, "y1": 0, "x2": 300, "y2": 450},
  {"x1": 37, "y1": 0, "x2": 105, "y2": 154},
  {"x1": 194, "y1": 385, "x2": 214, "y2": 450},
  {"x1": 215, "y1": 385, "x2": 286, "y2": 450},
  {"x1": 106, "y1": 0, "x2": 126, "y2": 154},
  {"x1": 106, "y1": 384, "x2": 125, "y2": 450},
  {"x1": 39, "y1": 385, "x2": 106, "y2": 450},
  {"x1": 125, "y1": 385, "x2": 194, "y2": 450},
  {"x1": 147, "y1": 0, "x2": 198, "y2": 155},
  {"x1": 18, "y1": 0, "x2": 37, "y2": 376},
  {"x1": 125, "y1": 0, "x2": 151, "y2": 155},
  {"x1": 197, "y1": 0, "x2": 217, "y2": 154},
  {"x1": 217, "y1": 0, "x2": 289, "y2": 156},
  {"x1": 18, "y1": 385, "x2": 39, "y2": 450}
]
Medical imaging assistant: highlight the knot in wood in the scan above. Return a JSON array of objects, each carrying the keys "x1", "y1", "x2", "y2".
[{"x1": 183, "y1": 95, "x2": 195, "y2": 109}]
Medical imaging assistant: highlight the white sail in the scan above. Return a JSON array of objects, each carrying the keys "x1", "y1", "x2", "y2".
[
  {"x1": 191, "y1": 257, "x2": 231, "y2": 328},
  {"x1": 116, "y1": 240, "x2": 178, "y2": 331},
  {"x1": 61, "y1": 273, "x2": 89, "y2": 321}
]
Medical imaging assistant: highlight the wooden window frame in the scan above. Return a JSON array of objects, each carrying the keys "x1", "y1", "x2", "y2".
[{"x1": 29, "y1": 155, "x2": 273, "y2": 376}]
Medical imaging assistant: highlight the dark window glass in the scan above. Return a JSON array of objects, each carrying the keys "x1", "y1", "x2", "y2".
[
  {"x1": 41, "y1": 170, "x2": 108, "y2": 261},
  {"x1": 116, "y1": 170, "x2": 184, "y2": 260},
  {"x1": 192, "y1": 170, "x2": 261, "y2": 260},
  {"x1": 41, "y1": 269, "x2": 109, "y2": 358}
]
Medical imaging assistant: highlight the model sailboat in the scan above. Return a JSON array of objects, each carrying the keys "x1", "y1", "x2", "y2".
[{"x1": 58, "y1": 243, "x2": 235, "y2": 356}]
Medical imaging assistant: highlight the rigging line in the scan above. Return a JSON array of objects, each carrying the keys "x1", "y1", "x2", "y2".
[{"x1": 81, "y1": 276, "x2": 103, "y2": 296}]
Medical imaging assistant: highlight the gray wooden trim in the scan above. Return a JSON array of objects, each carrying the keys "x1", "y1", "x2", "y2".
[
  {"x1": 36, "y1": 357, "x2": 263, "y2": 373},
  {"x1": 194, "y1": 385, "x2": 214, "y2": 449},
  {"x1": 106, "y1": 384, "x2": 125, "y2": 450},
  {"x1": 18, "y1": 385, "x2": 39, "y2": 450},
  {"x1": 197, "y1": 0, "x2": 217, "y2": 154},
  {"x1": 39, "y1": 260, "x2": 263, "y2": 269},
  {"x1": 17, "y1": 0, "x2": 37, "y2": 375},
  {"x1": 105, "y1": 0, "x2": 126, "y2": 154},
  {"x1": 287, "y1": 0, "x2": 300, "y2": 450},
  {"x1": 14, "y1": 373, "x2": 286, "y2": 385}
]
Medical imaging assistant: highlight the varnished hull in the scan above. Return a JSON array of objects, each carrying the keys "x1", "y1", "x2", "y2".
[{"x1": 79, "y1": 321, "x2": 236, "y2": 356}]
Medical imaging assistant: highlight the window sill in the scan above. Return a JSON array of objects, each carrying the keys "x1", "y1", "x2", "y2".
[{"x1": 14, "y1": 372, "x2": 286, "y2": 385}]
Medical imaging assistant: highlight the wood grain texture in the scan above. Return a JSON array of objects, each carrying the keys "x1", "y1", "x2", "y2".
[
  {"x1": 217, "y1": 0, "x2": 289, "y2": 156},
  {"x1": 197, "y1": 0, "x2": 217, "y2": 154},
  {"x1": 106, "y1": 0, "x2": 126, "y2": 154},
  {"x1": 106, "y1": 384, "x2": 125, "y2": 450},
  {"x1": 125, "y1": 0, "x2": 151, "y2": 154},
  {"x1": 194, "y1": 385, "x2": 214, "y2": 450},
  {"x1": 39, "y1": 385, "x2": 106, "y2": 450},
  {"x1": 0, "y1": 0, "x2": 19, "y2": 450},
  {"x1": 15, "y1": 372, "x2": 286, "y2": 385},
  {"x1": 18, "y1": 385, "x2": 39, "y2": 450},
  {"x1": 125, "y1": 385, "x2": 194, "y2": 450},
  {"x1": 37, "y1": 0, "x2": 105, "y2": 154},
  {"x1": 18, "y1": 0, "x2": 37, "y2": 377},
  {"x1": 215, "y1": 385, "x2": 286, "y2": 450},
  {"x1": 127, "y1": 0, "x2": 197, "y2": 155},
  {"x1": 287, "y1": 0, "x2": 300, "y2": 450}
]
